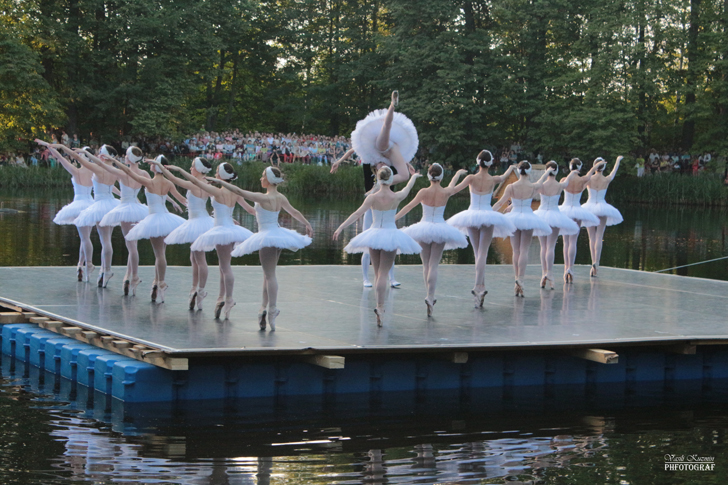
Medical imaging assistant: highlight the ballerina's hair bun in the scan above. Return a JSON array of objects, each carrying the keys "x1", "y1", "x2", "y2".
[
  {"x1": 218, "y1": 162, "x2": 237, "y2": 181},
  {"x1": 517, "y1": 161, "x2": 531, "y2": 176},
  {"x1": 477, "y1": 150, "x2": 494, "y2": 168},
  {"x1": 151, "y1": 155, "x2": 169, "y2": 173},
  {"x1": 594, "y1": 157, "x2": 606, "y2": 171},
  {"x1": 377, "y1": 166, "x2": 394, "y2": 185},
  {"x1": 193, "y1": 157, "x2": 212, "y2": 174},
  {"x1": 265, "y1": 166, "x2": 284, "y2": 185},
  {"x1": 100, "y1": 144, "x2": 118, "y2": 157},
  {"x1": 545, "y1": 160, "x2": 558, "y2": 175},
  {"x1": 126, "y1": 146, "x2": 143, "y2": 163},
  {"x1": 427, "y1": 163, "x2": 443, "y2": 181},
  {"x1": 569, "y1": 158, "x2": 583, "y2": 172}
]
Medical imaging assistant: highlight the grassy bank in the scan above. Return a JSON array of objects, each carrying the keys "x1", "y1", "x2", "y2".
[{"x1": 608, "y1": 172, "x2": 728, "y2": 206}]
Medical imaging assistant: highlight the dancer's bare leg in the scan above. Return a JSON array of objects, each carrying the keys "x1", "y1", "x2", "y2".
[
  {"x1": 120, "y1": 222, "x2": 139, "y2": 283},
  {"x1": 375, "y1": 96, "x2": 396, "y2": 152},
  {"x1": 362, "y1": 209, "x2": 373, "y2": 285},
  {"x1": 190, "y1": 251, "x2": 199, "y2": 288},
  {"x1": 215, "y1": 243, "x2": 235, "y2": 311},
  {"x1": 376, "y1": 250, "x2": 396, "y2": 311},
  {"x1": 420, "y1": 243, "x2": 432, "y2": 295},
  {"x1": 475, "y1": 226, "x2": 494, "y2": 292},
  {"x1": 259, "y1": 247, "x2": 282, "y2": 312},
  {"x1": 516, "y1": 229, "x2": 534, "y2": 281},
  {"x1": 591, "y1": 216, "x2": 608, "y2": 270},
  {"x1": 97, "y1": 224, "x2": 114, "y2": 286},
  {"x1": 150, "y1": 237, "x2": 167, "y2": 283},
  {"x1": 538, "y1": 235, "x2": 548, "y2": 280},
  {"x1": 425, "y1": 242, "x2": 445, "y2": 303},
  {"x1": 374, "y1": 93, "x2": 410, "y2": 184},
  {"x1": 510, "y1": 231, "x2": 522, "y2": 281},
  {"x1": 192, "y1": 250, "x2": 208, "y2": 290},
  {"x1": 544, "y1": 228, "x2": 560, "y2": 285},
  {"x1": 77, "y1": 226, "x2": 93, "y2": 274}
]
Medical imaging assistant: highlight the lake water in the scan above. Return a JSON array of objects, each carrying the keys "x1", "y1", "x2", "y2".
[{"x1": 0, "y1": 189, "x2": 727, "y2": 484}]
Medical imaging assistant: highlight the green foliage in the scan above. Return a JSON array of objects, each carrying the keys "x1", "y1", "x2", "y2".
[
  {"x1": 608, "y1": 173, "x2": 728, "y2": 206},
  {"x1": 0, "y1": 166, "x2": 69, "y2": 189}
]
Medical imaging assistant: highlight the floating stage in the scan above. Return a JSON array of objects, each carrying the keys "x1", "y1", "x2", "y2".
[{"x1": 1, "y1": 264, "x2": 727, "y2": 404}]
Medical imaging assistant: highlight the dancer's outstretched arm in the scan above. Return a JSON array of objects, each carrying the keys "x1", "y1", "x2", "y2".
[
  {"x1": 445, "y1": 169, "x2": 471, "y2": 195},
  {"x1": 333, "y1": 197, "x2": 375, "y2": 240},
  {"x1": 492, "y1": 185, "x2": 512, "y2": 212},
  {"x1": 330, "y1": 148, "x2": 355, "y2": 174},
  {"x1": 165, "y1": 183, "x2": 187, "y2": 209},
  {"x1": 395, "y1": 189, "x2": 425, "y2": 221},
  {"x1": 103, "y1": 158, "x2": 153, "y2": 188},
  {"x1": 491, "y1": 164, "x2": 516, "y2": 184},
  {"x1": 170, "y1": 166, "x2": 225, "y2": 199},
  {"x1": 558, "y1": 169, "x2": 581, "y2": 188},
  {"x1": 606, "y1": 156, "x2": 623, "y2": 181},
  {"x1": 205, "y1": 177, "x2": 268, "y2": 205},
  {"x1": 66, "y1": 148, "x2": 107, "y2": 178},
  {"x1": 394, "y1": 173, "x2": 423, "y2": 202},
  {"x1": 280, "y1": 197, "x2": 314, "y2": 237},
  {"x1": 157, "y1": 163, "x2": 197, "y2": 192},
  {"x1": 40, "y1": 142, "x2": 79, "y2": 179}
]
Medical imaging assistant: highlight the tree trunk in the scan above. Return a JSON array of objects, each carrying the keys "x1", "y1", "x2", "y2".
[
  {"x1": 682, "y1": 0, "x2": 701, "y2": 150},
  {"x1": 224, "y1": 53, "x2": 239, "y2": 128}
]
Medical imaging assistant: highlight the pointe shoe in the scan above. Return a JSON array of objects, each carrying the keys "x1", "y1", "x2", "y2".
[
  {"x1": 222, "y1": 299, "x2": 236, "y2": 320},
  {"x1": 214, "y1": 298, "x2": 225, "y2": 319},
  {"x1": 123, "y1": 279, "x2": 130, "y2": 295},
  {"x1": 390, "y1": 280, "x2": 401, "y2": 288},
  {"x1": 268, "y1": 308, "x2": 280, "y2": 331},
  {"x1": 195, "y1": 289, "x2": 207, "y2": 311},
  {"x1": 129, "y1": 277, "x2": 142, "y2": 296},
  {"x1": 97, "y1": 272, "x2": 104, "y2": 288},
  {"x1": 425, "y1": 298, "x2": 436, "y2": 317},
  {"x1": 373, "y1": 308, "x2": 384, "y2": 327},
  {"x1": 392, "y1": 90, "x2": 399, "y2": 107},
  {"x1": 258, "y1": 308, "x2": 267, "y2": 330},
  {"x1": 545, "y1": 276, "x2": 555, "y2": 290},
  {"x1": 77, "y1": 265, "x2": 83, "y2": 282},
  {"x1": 590, "y1": 264, "x2": 598, "y2": 277},
  {"x1": 363, "y1": 279, "x2": 373, "y2": 288},
  {"x1": 471, "y1": 289, "x2": 487, "y2": 308},
  {"x1": 515, "y1": 280, "x2": 524, "y2": 298},
  {"x1": 151, "y1": 283, "x2": 158, "y2": 302},
  {"x1": 188, "y1": 287, "x2": 198, "y2": 311},
  {"x1": 540, "y1": 275, "x2": 547, "y2": 289},
  {"x1": 156, "y1": 282, "x2": 168, "y2": 303},
  {"x1": 102, "y1": 272, "x2": 114, "y2": 289},
  {"x1": 564, "y1": 269, "x2": 573, "y2": 284}
]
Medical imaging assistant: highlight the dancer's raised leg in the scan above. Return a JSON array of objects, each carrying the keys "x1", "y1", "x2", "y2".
[{"x1": 374, "y1": 92, "x2": 410, "y2": 184}]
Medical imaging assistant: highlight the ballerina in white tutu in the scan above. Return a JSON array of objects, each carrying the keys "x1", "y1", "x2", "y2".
[
  {"x1": 334, "y1": 167, "x2": 422, "y2": 326},
  {"x1": 106, "y1": 155, "x2": 187, "y2": 303},
  {"x1": 210, "y1": 167, "x2": 313, "y2": 330},
  {"x1": 155, "y1": 157, "x2": 215, "y2": 311},
  {"x1": 493, "y1": 161, "x2": 553, "y2": 297},
  {"x1": 559, "y1": 158, "x2": 604, "y2": 283},
  {"x1": 36, "y1": 140, "x2": 94, "y2": 282},
  {"x1": 395, "y1": 164, "x2": 469, "y2": 316},
  {"x1": 534, "y1": 161, "x2": 581, "y2": 290},
  {"x1": 583, "y1": 156, "x2": 623, "y2": 277},
  {"x1": 179, "y1": 163, "x2": 255, "y2": 319},
  {"x1": 351, "y1": 90, "x2": 418, "y2": 185},
  {"x1": 447, "y1": 150, "x2": 517, "y2": 307},
  {"x1": 94, "y1": 146, "x2": 150, "y2": 295},
  {"x1": 67, "y1": 145, "x2": 121, "y2": 288}
]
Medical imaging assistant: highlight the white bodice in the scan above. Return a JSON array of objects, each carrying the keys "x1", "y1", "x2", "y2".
[
  {"x1": 538, "y1": 194, "x2": 561, "y2": 211},
  {"x1": 186, "y1": 192, "x2": 209, "y2": 219},
  {"x1": 255, "y1": 204, "x2": 281, "y2": 231},
  {"x1": 71, "y1": 178, "x2": 93, "y2": 201},
  {"x1": 419, "y1": 204, "x2": 446, "y2": 224},
  {"x1": 586, "y1": 187, "x2": 608, "y2": 203},
  {"x1": 91, "y1": 177, "x2": 114, "y2": 201},
  {"x1": 212, "y1": 199, "x2": 235, "y2": 227},
  {"x1": 119, "y1": 182, "x2": 141, "y2": 203},
  {"x1": 510, "y1": 198, "x2": 533, "y2": 214},
  {"x1": 145, "y1": 191, "x2": 169, "y2": 215},
  {"x1": 468, "y1": 192, "x2": 494, "y2": 211},
  {"x1": 561, "y1": 191, "x2": 583, "y2": 207},
  {"x1": 370, "y1": 209, "x2": 397, "y2": 229}
]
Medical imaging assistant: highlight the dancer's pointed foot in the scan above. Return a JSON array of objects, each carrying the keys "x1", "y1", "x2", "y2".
[
  {"x1": 363, "y1": 279, "x2": 373, "y2": 288},
  {"x1": 156, "y1": 282, "x2": 168, "y2": 303},
  {"x1": 590, "y1": 264, "x2": 598, "y2": 277},
  {"x1": 130, "y1": 277, "x2": 142, "y2": 296},
  {"x1": 564, "y1": 269, "x2": 573, "y2": 284},
  {"x1": 268, "y1": 308, "x2": 279, "y2": 331},
  {"x1": 390, "y1": 280, "x2": 401, "y2": 288},
  {"x1": 471, "y1": 289, "x2": 487, "y2": 308},
  {"x1": 188, "y1": 287, "x2": 198, "y2": 311},
  {"x1": 222, "y1": 299, "x2": 236, "y2": 320},
  {"x1": 77, "y1": 265, "x2": 83, "y2": 282},
  {"x1": 195, "y1": 289, "x2": 207, "y2": 311},
  {"x1": 546, "y1": 276, "x2": 555, "y2": 290},
  {"x1": 97, "y1": 272, "x2": 104, "y2": 288},
  {"x1": 392, "y1": 90, "x2": 399, "y2": 107},
  {"x1": 102, "y1": 271, "x2": 113, "y2": 288},
  {"x1": 425, "y1": 298, "x2": 436, "y2": 317},
  {"x1": 374, "y1": 307, "x2": 384, "y2": 327},
  {"x1": 151, "y1": 284, "x2": 158, "y2": 302},
  {"x1": 515, "y1": 280, "x2": 524, "y2": 297},
  {"x1": 540, "y1": 275, "x2": 547, "y2": 289},
  {"x1": 214, "y1": 297, "x2": 225, "y2": 319},
  {"x1": 258, "y1": 308, "x2": 267, "y2": 330}
]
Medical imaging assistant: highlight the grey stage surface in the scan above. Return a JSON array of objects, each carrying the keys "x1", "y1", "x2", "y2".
[{"x1": 0, "y1": 265, "x2": 726, "y2": 356}]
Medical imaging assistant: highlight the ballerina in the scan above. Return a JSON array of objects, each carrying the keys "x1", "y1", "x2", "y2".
[
  {"x1": 94, "y1": 146, "x2": 150, "y2": 295},
  {"x1": 583, "y1": 156, "x2": 623, "y2": 277},
  {"x1": 36, "y1": 140, "x2": 94, "y2": 282},
  {"x1": 559, "y1": 159, "x2": 603, "y2": 283},
  {"x1": 533, "y1": 161, "x2": 581, "y2": 290},
  {"x1": 68, "y1": 145, "x2": 121, "y2": 287},
  {"x1": 395, "y1": 163, "x2": 469, "y2": 316},
  {"x1": 156, "y1": 157, "x2": 215, "y2": 311},
  {"x1": 446, "y1": 150, "x2": 517, "y2": 307},
  {"x1": 351, "y1": 90, "x2": 418, "y2": 185},
  {"x1": 107, "y1": 155, "x2": 187, "y2": 303},
  {"x1": 180, "y1": 163, "x2": 255, "y2": 319},
  {"x1": 211, "y1": 167, "x2": 313, "y2": 330},
  {"x1": 333, "y1": 167, "x2": 422, "y2": 326},
  {"x1": 492, "y1": 161, "x2": 553, "y2": 297}
]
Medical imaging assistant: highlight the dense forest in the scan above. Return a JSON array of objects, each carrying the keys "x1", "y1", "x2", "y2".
[{"x1": 2, "y1": 0, "x2": 728, "y2": 165}]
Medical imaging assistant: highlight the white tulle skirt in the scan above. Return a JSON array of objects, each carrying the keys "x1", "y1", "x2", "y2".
[
  {"x1": 54, "y1": 199, "x2": 93, "y2": 225},
  {"x1": 125, "y1": 213, "x2": 186, "y2": 240},
  {"x1": 447, "y1": 210, "x2": 516, "y2": 238},
  {"x1": 191, "y1": 225, "x2": 254, "y2": 252},
  {"x1": 344, "y1": 228, "x2": 422, "y2": 254},
  {"x1": 74, "y1": 199, "x2": 120, "y2": 227},
  {"x1": 351, "y1": 109, "x2": 419, "y2": 165},
  {"x1": 581, "y1": 201, "x2": 623, "y2": 226},
  {"x1": 533, "y1": 209, "x2": 581, "y2": 236},
  {"x1": 232, "y1": 227, "x2": 312, "y2": 256},
  {"x1": 559, "y1": 205, "x2": 600, "y2": 227},
  {"x1": 504, "y1": 211, "x2": 553, "y2": 237},
  {"x1": 100, "y1": 202, "x2": 148, "y2": 226},
  {"x1": 165, "y1": 216, "x2": 215, "y2": 245},
  {"x1": 401, "y1": 222, "x2": 468, "y2": 250}
]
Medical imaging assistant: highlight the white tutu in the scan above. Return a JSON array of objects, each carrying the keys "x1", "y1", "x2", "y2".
[
  {"x1": 351, "y1": 109, "x2": 419, "y2": 165},
  {"x1": 446, "y1": 192, "x2": 516, "y2": 238},
  {"x1": 582, "y1": 188, "x2": 623, "y2": 226},
  {"x1": 191, "y1": 200, "x2": 253, "y2": 252},
  {"x1": 344, "y1": 209, "x2": 421, "y2": 254},
  {"x1": 534, "y1": 194, "x2": 580, "y2": 236},
  {"x1": 504, "y1": 199, "x2": 552, "y2": 236},
  {"x1": 401, "y1": 204, "x2": 468, "y2": 250},
  {"x1": 165, "y1": 193, "x2": 214, "y2": 245},
  {"x1": 100, "y1": 182, "x2": 147, "y2": 226},
  {"x1": 74, "y1": 179, "x2": 119, "y2": 227},
  {"x1": 560, "y1": 191, "x2": 599, "y2": 227},
  {"x1": 125, "y1": 192, "x2": 185, "y2": 240},
  {"x1": 232, "y1": 205, "x2": 311, "y2": 256},
  {"x1": 54, "y1": 178, "x2": 93, "y2": 225}
]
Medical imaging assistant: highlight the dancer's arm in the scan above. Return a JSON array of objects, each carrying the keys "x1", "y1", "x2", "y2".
[
  {"x1": 167, "y1": 183, "x2": 187, "y2": 210},
  {"x1": 395, "y1": 189, "x2": 424, "y2": 221},
  {"x1": 447, "y1": 169, "x2": 469, "y2": 188},
  {"x1": 332, "y1": 198, "x2": 374, "y2": 240},
  {"x1": 394, "y1": 173, "x2": 422, "y2": 202},
  {"x1": 36, "y1": 141, "x2": 76, "y2": 177},
  {"x1": 491, "y1": 164, "x2": 515, "y2": 184},
  {"x1": 449, "y1": 173, "x2": 473, "y2": 195},
  {"x1": 606, "y1": 156, "x2": 623, "y2": 181},
  {"x1": 530, "y1": 168, "x2": 554, "y2": 191},
  {"x1": 330, "y1": 148, "x2": 355, "y2": 174},
  {"x1": 280, "y1": 197, "x2": 314, "y2": 237},
  {"x1": 205, "y1": 177, "x2": 269, "y2": 205},
  {"x1": 170, "y1": 167, "x2": 224, "y2": 199},
  {"x1": 235, "y1": 196, "x2": 256, "y2": 216},
  {"x1": 492, "y1": 185, "x2": 512, "y2": 212},
  {"x1": 67, "y1": 148, "x2": 107, "y2": 178},
  {"x1": 558, "y1": 169, "x2": 581, "y2": 188},
  {"x1": 157, "y1": 163, "x2": 198, "y2": 192},
  {"x1": 445, "y1": 169, "x2": 470, "y2": 195},
  {"x1": 105, "y1": 158, "x2": 153, "y2": 188}
]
